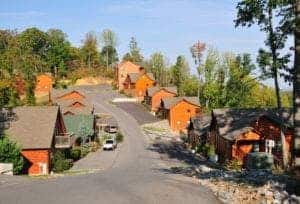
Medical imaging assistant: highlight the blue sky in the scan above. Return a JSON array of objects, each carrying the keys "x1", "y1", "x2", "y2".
[{"x1": 0, "y1": 0, "x2": 292, "y2": 89}]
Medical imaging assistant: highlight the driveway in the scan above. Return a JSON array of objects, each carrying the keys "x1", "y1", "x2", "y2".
[
  {"x1": 115, "y1": 102, "x2": 159, "y2": 125},
  {"x1": 0, "y1": 85, "x2": 219, "y2": 204}
]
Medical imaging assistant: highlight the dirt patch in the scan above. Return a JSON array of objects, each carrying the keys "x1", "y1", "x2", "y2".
[{"x1": 75, "y1": 77, "x2": 113, "y2": 86}]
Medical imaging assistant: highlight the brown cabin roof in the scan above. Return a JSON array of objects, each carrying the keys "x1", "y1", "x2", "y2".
[
  {"x1": 212, "y1": 108, "x2": 293, "y2": 141},
  {"x1": 51, "y1": 89, "x2": 85, "y2": 101},
  {"x1": 61, "y1": 106, "x2": 93, "y2": 115},
  {"x1": 8, "y1": 106, "x2": 60, "y2": 149},
  {"x1": 54, "y1": 98, "x2": 93, "y2": 109},
  {"x1": 118, "y1": 61, "x2": 143, "y2": 71},
  {"x1": 147, "y1": 86, "x2": 177, "y2": 97},
  {"x1": 127, "y1": 73, "x2": 140, "y2": 83},
  {"x1": 127, "y1": 72, "x2": 155, "y2": 83},
  {"x1": 161, "y1": 97, "x2": 200, "y2": 110}
]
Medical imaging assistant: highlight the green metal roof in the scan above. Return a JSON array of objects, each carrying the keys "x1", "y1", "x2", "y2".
[{"x1": 63, "y1": 114, "x2": 95, "y2": 138}]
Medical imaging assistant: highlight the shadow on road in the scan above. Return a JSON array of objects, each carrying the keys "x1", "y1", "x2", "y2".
[{"x1": 147, "y1": 140, "x2": 300, "y2": 196}]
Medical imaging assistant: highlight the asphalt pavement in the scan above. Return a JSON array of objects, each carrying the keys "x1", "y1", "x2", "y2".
[{"x1": 0, "y1": 85, "x2": 220, "y2": 204}]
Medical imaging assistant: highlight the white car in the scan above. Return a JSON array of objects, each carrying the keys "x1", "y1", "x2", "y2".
[{"x1": 103, "y1": 139, "x2": 117, "y2": 150}]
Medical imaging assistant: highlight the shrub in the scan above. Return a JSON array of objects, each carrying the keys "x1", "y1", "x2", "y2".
[
  {"x1": 225, "y1": 159, "x2": 243, "y2": 171},
  {"x1": 91, "y1": 142, "x2": 100, "y2": 152},
  {"x1": 116, "y1": 132, "x2": 124, "y2": 143},
  {"x1": 0, "y1": 136, "x2": 25, "y2": 174},
  {"x1": 80, "y1": 147, "x2": 90, "y2": 158},
  {"x1": 196, "y1": 143, "x2": 215, "y2": 157},
  {"x1": 52, "y1": 151, "x2": 71, "y2": 173},
  {"x1": 207, "y1": 145, "x2": 215, "y2": 157},
  {"x1": 70, "y1": 148, "x2": 81, "y2": 161}
]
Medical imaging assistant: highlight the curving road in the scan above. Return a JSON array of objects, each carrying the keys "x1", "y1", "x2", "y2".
[{"x1": 0, "y1": 85, "x2": 219, "y2": 204}]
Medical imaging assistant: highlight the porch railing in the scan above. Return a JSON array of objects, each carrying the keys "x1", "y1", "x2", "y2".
[{"x1": 55, "y1": 134, "x2": 73, "y2": 149}]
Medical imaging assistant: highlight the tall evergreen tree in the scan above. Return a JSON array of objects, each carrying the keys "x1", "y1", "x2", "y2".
[
  {"x1": 122, "y1": 37, "x2": 143, "y2": 63},
  {"x1": 171, "y1": 56, "x2": 189, "y2": 96}
]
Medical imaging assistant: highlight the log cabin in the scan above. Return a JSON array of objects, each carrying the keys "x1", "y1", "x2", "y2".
[
  {"x1": 51, "y1": 89, "x2": 94, "y2": 115},
  {"x1": 144, "y1": 86, "x2": 177, "y2": 113},
  {"x1": 115, "y1": 61, "x2": 145, "y2": 91},
  {"x1": 207, "y1": 108, "x2": 293, "y2": 165},
  {"x1": 7, "y1": 106, "x2": 72, "y2": 175},
  {"x1": 123, "y1": 72, "x2": 156, "y2": 99},
  {"x1": 158, "y1": 97, "x2": 201, "y2": 132}
]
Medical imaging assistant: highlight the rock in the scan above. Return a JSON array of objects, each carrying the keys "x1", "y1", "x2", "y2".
[{"x1": 197, "y1": 165, "x2": 212, "y2": 173}]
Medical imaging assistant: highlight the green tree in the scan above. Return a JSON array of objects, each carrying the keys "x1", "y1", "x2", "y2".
[
  {"x1": 100, "y1": 46, "x2": 118, "y2": 68},
  {"x1": 181, "y1": 75, "x2": 199, "y2": 96},
  {"x1": 198, "y1": 48, "x2": 225, "y2": 109},
  {"x1": 18, "y1": 27, "x2": 48, "y2": 60},
  {"x1": 100, "y1": 29, "x2": 118, "y2": 69},
  {"x1": 170, "y1": 56, "x2": 189, "y2": 96},
  {"x1": 122, "y1": 37, "x2": 143, "y2": 63},
  {"x1": 45, "y1": 29, "x2": 71, "y2": 77},
  {"x1": 235, "y1": 1, "x2": 290, "y2": 110},
  {"x1": 225, "y1": 54, "x2": 256, "y2": 107},
  {"x1": 81, "y1": 31, "x2": 99, "y2": 69},
  {"x1": 0, "y1": 136, "x2": 25, "y2": 174},
  {"x1": 148, "y1": 52, "x2": 169, "y2": 86}
]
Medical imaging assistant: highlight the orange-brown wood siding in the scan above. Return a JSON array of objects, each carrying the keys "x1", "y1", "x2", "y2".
[
  {"x1": 214, "y1": 116, "x2": 293, "y2": 164},
  {"x1": 134, "y1": 75, "x2": 155, "y2": 97},
  {"x1": 151, "y1": 90, "x2": 176, "y2": 112},
  {"x1": 35, "y1": 75, "x2": 53, "y2": 94},
  {"x1": 21, "y1": 149, "x2": 50, "y2": 175},
  {"x1": 117, "y1": 62, "x2": 143, "y2": 91},
  {"x1": 169, "y1": 101, "x2": 200, "y2": 132}
]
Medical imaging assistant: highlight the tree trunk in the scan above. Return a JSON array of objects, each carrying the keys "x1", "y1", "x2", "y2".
[
  {"x1": 294, "y1": 0, "x2": 300, "y2": 166},
  {"x1": 268, "y1": 5, "x2": 288, "y2": 168}
]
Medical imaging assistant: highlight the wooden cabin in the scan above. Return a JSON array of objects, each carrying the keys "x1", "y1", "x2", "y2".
[
  {"x1": 208, "y1": 108, "x2": 293, "y2": 165},
  {"x1": 187, "y1": 115, "x2": 211, "y2": 149},
  {"x1": 35, "y1": 74, "x2": 53, "y2": 93},
  {"x1": 158, "y1": 97, "x2": 201, "y2": 132},
  {"x1": 123, "y1": 73, "x2": 156, "y2": 99},
  {"x1": 51, "y1": 89, "x2": 94, "y2": 115},
  {"x1": 115, "y1": 61, "x2": 145, "y2": 91},
  {"x1": 145, "y1": 86, "x2": 177, "y2": 113},
  {"x1": 7, "y1": 106, "x2": 72, "y2": 175}
]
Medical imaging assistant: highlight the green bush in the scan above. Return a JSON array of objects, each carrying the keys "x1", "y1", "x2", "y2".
[
  {"x1": 0, "y1": 136, "x2": 25, "y2": 174},
  {"x1": 52, "y1": 151, "x2": 71, "y2": 173},
  {"x1": 225, "y1": 159, "x2": 243, "y2": 171},
  {"x1": 116, "y1": 132, "x2": 124, "y2": 143},
  {"x1": 207, "y1": 145, "x2": 215, "y2": 157},
  {"x1": 80, "y1": 147, "x2": 90, "y2": 158},
  {"x1": 70, "y1": 148, "x2": 81, "y2": 161}
]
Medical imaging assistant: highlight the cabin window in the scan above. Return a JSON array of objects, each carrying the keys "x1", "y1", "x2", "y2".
[{"x1": 273, "y1": 140, "x2": 282, "y2": 153}]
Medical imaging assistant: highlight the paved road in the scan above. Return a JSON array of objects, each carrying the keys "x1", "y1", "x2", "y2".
[
  {"x1": 0, "y1": 85, "x2": 219, "y2": 204},
  {"x1": 115, "y1": 102, "x2": 159, "y2": 125}
]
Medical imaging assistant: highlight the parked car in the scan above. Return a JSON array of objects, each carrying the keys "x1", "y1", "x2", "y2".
[
  {"x1": 103, "y1": 138, "x2": 117, "y2": 150},
  {"x1": 104, "y1": 125, "x2": 118, "y2": 133}
]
